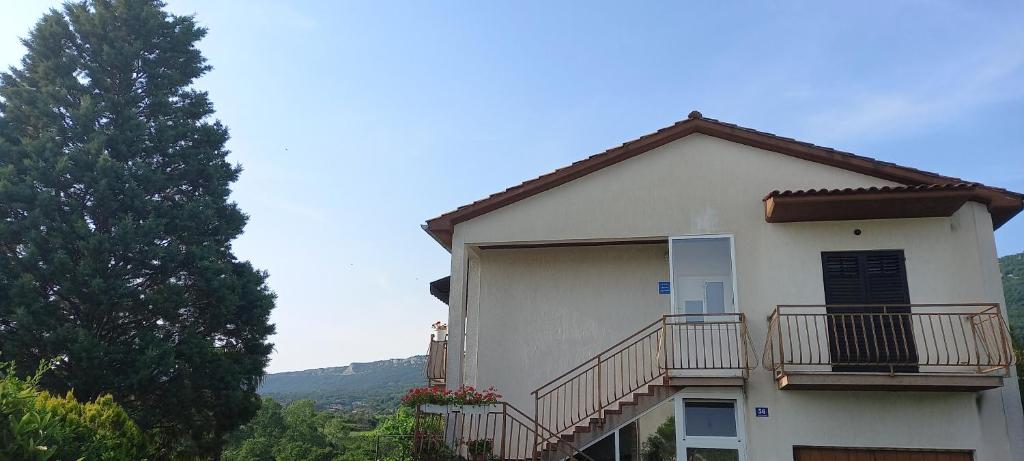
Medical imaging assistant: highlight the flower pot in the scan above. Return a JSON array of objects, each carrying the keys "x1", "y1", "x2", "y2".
[
  {"x1": 451, "y1": 404, "x2": 502, "y2": 415},
  {"x1": 419, "y1": 403, "x2": 449, "y2": 414},
  {"x1": 433, "y1": 327, "x2": 447, "y2": 339}
]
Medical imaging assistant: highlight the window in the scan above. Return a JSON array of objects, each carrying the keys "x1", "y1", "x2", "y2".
[
  {"x1": 636, "y1": 399, "x2": 675, "y2": 461},
  {"x1": 678, "y1": 399, "x2": 744, "y2": 460},
  {"x1": 684, "y1": 300, "x2": 704, "y2": 316},
  {"x1": 685, "y1": 447, "x2": 740, "y2": 461},
  {"x1": 581, "y1": 433, "x2": 616, "y2": 461},
  {"x1": 704, "y1": 282, "x2": 726, "y2": 315},
  {"x1": 684, "y1": 402, "x2": 736, "y2": 437}
]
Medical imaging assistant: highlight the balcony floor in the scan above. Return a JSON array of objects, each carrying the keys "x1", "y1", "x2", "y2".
[
  {"x1": 776, "y1": 372, "x2": 1004, "y2": 392},
  {"x1": 667, "y1": 369, "x2": 746, "y2": 387}
]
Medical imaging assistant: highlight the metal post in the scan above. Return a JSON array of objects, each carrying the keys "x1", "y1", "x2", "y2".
[
  {"x1": 532, "y1": 399, "x2": 539, "y2": 461},
  {"x1": 661, "y1": 317, "x2": 669, "y2": 374},
  {"x1": 500, "y1": 403, "x2": 507, "y2": 460},
  {"x1": 776, "y1": 308, "x2": 786, "y2": 376},
  {"x1": 596, "y1": 353, "x2": 603, "y2": 420},
  {"x1": 413, "y1": 405, "x2": 421, "y2": 459}
]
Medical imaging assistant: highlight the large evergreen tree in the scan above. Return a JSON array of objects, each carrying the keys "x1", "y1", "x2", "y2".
[{"x1": 0, "y1": 0, "x2": 276, "y2": 456}]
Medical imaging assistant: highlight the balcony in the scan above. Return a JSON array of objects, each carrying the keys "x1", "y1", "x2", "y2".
[
  {"x1": 661, "y1": 313, "x2": 757, "y2": 386},
  {"x1": 763, "y1": 304, "x2": 1015, "y2": 391},
  {"x1": 426, "y1": 334, "x2": 447, "y2": 387}
]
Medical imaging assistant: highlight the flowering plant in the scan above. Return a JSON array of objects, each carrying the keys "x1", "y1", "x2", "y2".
[
  {"x1": 431, "y1": 321, "x2": 447, "y2": 330},
  {"x1": 402, "y1": 385, "x2": 501, "y2": 407}
]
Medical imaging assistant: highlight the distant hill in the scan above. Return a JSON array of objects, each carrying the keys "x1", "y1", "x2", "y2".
[
  {"x1": 259, "y1": 356, "x2": 426, "y2": 412},
  {"x1": 1002, "y1": 252, "x2": 1024, "y2": 342}
]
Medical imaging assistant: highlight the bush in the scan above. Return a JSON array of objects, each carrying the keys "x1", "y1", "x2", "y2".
[{"x1": 0, "y1": 362, "x2": 150, "y2": 460}]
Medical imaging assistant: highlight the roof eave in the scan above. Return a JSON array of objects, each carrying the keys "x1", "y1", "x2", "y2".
[{"x1": 422, "y1": 223, "x2": 452, "y2": 252}]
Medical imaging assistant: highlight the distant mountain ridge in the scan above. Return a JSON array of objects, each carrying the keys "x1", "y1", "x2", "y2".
[{"x1": 259, "y1": 355, "x2": 426, "y2": 412}]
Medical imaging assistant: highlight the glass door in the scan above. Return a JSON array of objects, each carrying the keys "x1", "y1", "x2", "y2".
[{"x1": 668, "y1": 235, "x2": 737, "y2": 317}]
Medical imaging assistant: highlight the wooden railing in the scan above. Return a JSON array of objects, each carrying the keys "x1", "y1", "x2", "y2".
[
  {"x1": 531, "y1": 313, "x2": 754, "y2": 440},
  {"x1": 763, "y1": 304, "x2": 1016, "y2": 376},
  {"x1": 426, "y1": 334, "x2": 447, "y2": 387},
  {"x1": 413, "y1": 401, "x2": 592, "y2": 461}
]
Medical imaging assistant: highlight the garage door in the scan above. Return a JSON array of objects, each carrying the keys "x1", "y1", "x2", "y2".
[{"x1": 794, "y1": 447, "x2": 972, "y2": 461}]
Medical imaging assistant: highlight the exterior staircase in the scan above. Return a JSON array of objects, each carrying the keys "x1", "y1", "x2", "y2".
[
  {"x1": 412, "y1": 313, "x2": 753, "y2": 460},
  {"x1": 532, "y1": 313, "x2": 755, "y2": 457}
]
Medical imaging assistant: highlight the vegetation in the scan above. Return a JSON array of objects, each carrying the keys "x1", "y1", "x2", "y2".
[
  {"x1": 0, "y1": 0, "x2": 276, "y2": 456},
  {"x1": 221, "y1": 397, "x2": 415, "y2": 461},
  {"x1": 1000, "y1": 252, "x2": 1024, "y2": 392},
  {"x1": 1001, "y1": 252, "x2": 1024, "y2": 340},
  {"x1": 0, "y1": 362, "x2": 150, "y2": 460}
]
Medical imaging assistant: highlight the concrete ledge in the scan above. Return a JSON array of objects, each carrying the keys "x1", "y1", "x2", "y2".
[
  {"x1": 668, "y1": 377, "x2": 746, "y2": 387},
  {"x1": 777, "y1": 372, "x2": 1004, "y2": 391}
]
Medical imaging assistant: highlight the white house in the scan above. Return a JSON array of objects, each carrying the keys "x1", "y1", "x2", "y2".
[{"x1": 420, "y1": 112, "x2": 1023, "y2": 461}]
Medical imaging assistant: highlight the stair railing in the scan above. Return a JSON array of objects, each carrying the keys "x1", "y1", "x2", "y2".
[
  {"x1": 531, "y1": 313, "x2": 755, "y2": 444},
  {"x1": 413, "y1": 401, "x2": 593, "y2": 460}
]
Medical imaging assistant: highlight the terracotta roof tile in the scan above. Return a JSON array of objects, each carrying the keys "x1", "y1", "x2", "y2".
[{"x1": 765, "y1": 183, "x2": 982, "y2": 200}]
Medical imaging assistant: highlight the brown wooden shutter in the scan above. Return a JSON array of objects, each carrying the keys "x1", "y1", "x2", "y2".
[
  {"x1": 821, "y1": 251, "x2": 917, "y2": 372},
  {"x1": 864, "y1": 251, "x2": 910, "y2": 305},
  {"x1": 822, "y1": 253, "x2": 867, "y2": 304}
]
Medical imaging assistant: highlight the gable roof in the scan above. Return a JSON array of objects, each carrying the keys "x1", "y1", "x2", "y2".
[{"x1": 425, "y1": 111, "x2": 1023, "y2": 249}]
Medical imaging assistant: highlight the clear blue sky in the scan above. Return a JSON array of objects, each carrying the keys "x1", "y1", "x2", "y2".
[{"x1": 2, "y1": 1, "x2": 1022, "y2": 373}]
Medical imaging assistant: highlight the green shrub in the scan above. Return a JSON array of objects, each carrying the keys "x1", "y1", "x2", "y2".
[{"x1": 0, "y1": 362, "x2": 149, "y2": 460}]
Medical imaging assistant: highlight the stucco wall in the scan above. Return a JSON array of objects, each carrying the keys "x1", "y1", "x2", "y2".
[
  {"x1": 442, "y1": 133, "x2": 1021, "y2": 460},
  {"x1": 473, "y1": 244, "x2": 670, "y2": 410}
]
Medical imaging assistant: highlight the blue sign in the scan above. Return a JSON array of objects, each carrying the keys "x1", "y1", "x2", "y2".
[
  {"x1": 755, "y1": 407, "x2": 769, "y2": 417},
  {"x1": 658, "y1": 281, "x2": 671, "y2": 295}
]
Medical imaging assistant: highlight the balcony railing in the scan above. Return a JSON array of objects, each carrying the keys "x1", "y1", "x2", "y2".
[
  {"x1": 763, "y1": 304, "x2": 1016, "y2": 390},
  {"x1": 426, "y1": 334, "x2": 447, "y2": 387},
  {"x1": 532, "y1": 313, "x2": 755, "y2": 439}
]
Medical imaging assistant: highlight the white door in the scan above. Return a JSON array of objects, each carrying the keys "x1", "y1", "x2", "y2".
[{"x1": 668, "y1": 235, "x2": 738, "y2": 317}]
